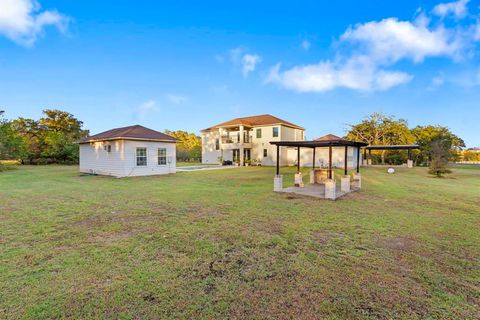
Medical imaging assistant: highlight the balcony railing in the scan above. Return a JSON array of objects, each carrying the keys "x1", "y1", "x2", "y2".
[{"x1": 221, "y1": 134, "x2": 251, "y2": 144}]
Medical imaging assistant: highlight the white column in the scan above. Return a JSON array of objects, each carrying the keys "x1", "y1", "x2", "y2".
[
  {"x1": 407, "y1": 159, "x2": 413, "y2": 168},
  {"x1": 239, "y1": 125, "x2": 244, "y2": 166},
  {"x1": 353, "y1": 173, "x2": 362, "y2": 189},
  {"x1": 274, "y1": 175, "x2": 283, "y2": 192}
]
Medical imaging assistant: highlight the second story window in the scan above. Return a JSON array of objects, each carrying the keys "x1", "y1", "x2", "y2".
[
  {"x1": 136, "y1": 147, "x2": 147, "y2": 166},
  {"x1": 215, "y1": 138, "x2": 220, "y2": 150},
  {"x1": 272, "y1": 127, "x2": 279, "y2": 137},
  {"x1": 256, "y1": 128, "x2": 262, "y2": 139}
]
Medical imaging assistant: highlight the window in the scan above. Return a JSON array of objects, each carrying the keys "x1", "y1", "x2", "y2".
[
  {"x1": 136, "y1": 147, "x2": 147, "y2": 166},
  {"x1": 215, "y1": 138, "x2": 220, "y2": 150},
  {"x1": 256, "y1": 128, "x2": 262, "y2": 139},
  {"x1": 104, "y1": 145, "x2": 111, "y2": 152},
  {"x1": 263, "y1": 149, "x2": 268, "y2": 157},
  {"x1": 158, "y1": 148, "x2": 167, "y2": 165},
  {"x1": 272, "y1": 127, "x2": 279, "y2": 137}
]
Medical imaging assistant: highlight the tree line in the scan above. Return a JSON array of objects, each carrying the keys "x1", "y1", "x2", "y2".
[
  {"x1": 0, "y1": 110, "x2": 202, "y2": 165},
  {"x1": 346, "y1": 113, "x2": 465, "y2": 176}
]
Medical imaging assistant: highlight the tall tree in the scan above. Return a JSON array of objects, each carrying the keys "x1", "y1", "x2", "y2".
[
  {"x1": 346, "y1": 113, "x2": 414, "y2": 164},
  {"x1": 411, "y1": 125, "x2": 464, "y2": 166},
  {"x1": 164, "y1": 130, "x2": 202, "y2": 162},
  {"x1": 0, "y1": 112, "x2": 27, "y2": 161}
]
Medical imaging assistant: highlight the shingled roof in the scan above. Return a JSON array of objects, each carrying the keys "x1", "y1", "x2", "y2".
[
  {"x1": 201, "y1": 114, "x2": 304, "y2": 131},
  {"x1": 79, "y1": 125, "x2": 178, "y2": 144},
  {"x1": 314, "y1": 134, "x2": 347, "y2": 142}
]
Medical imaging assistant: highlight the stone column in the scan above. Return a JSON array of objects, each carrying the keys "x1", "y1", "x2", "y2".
[
  {"x1": 239, "y1": 125, "x2": 244, "y2": 166},
  {"x1": 341, "y1": 176, "x2": 351, "y2": 193},
  {"x1": 274, "y1": 175, "x2": 283, "y2": 192},
  {"x1": 353, "y1": 173, "x2": 362, "y2": 189},
  {"x1": 309, "y1": 169, "x2": 315, "y2": 184},
  {"x1": 294, "y1": 172, "x2": 304, "y2": 188},
  {"x1": 325, "y1": 179, "x2": 336, "y2": 200},
  {"x1": 407, "y1": 159, "x2": 413, "y2": 168}
]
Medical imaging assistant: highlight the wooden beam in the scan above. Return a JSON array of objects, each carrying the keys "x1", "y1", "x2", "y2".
[
  {"x1": 276, "y1": 145, "x2": 280, "y2": 175},
  {"x1": 344, "y1": 145, "x2": 348, "y2": 176},
  {"x1": 328, "y1": 145, "x2": 332, "y2": 179},
  {"x1": 297, "y1": 147, "x2": 300, "y2": 173},
  {"x1": 356, "y1": 146, "x2": 360, "y2": 173},
  {"x1": 312, "y1": 147, "x2": 316, "y2": 169}
]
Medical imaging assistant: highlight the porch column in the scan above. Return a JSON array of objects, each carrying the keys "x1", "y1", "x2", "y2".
[
  {"x1": 310, "y1": 147, "x2": 316, "y2": 184},
  {"x1": 239, "y1": 125, "x2": 244, "y2": 166},
  {"x1": 276, "y1": 145, "x2": 280, "y2": 175},
  {"x1": 344, "y1": 145, "x2": 348, "y2": 176},
  {"x1": 274, "y1": 144, "x2": 283, "y2": 191},
  {"x1": 297, "y1": 147, "x2": 300, "y2": 173},
  {"x1": 368, "y1": 149, "x2": 372, "y2": 165},
  {"x1": 407, "y1": 148, "x2": 413, "y2": 168},
  {"x1": 295, "y1": 147, "x2": 304, "y2": 187},
  {"x1": 312, "y1": 147, "x2": 316, "y2": 169}
]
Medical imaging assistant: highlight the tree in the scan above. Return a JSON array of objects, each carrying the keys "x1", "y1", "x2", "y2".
[
  {"x1": 12, "y1": 109, "x2": 88, "y2": 164},
  {"x1": 346, "y1": 113, "x2": 414, "y2": 164},
  {"x1": 428, "y1": 139, "x2": 452, "y2": 177},
  {"x1": 164, "y1": 130, "x2": 202, "y2": 162},
  {"x1": 411, "y1": 125, "x2": 464, "y2": 166},
  {"x1": 0, "y1": 111, "x2": 27, "y2": 161}
]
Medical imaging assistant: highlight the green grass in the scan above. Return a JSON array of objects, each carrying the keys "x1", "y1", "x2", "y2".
[{"x1": 1, "y1": 165, "x2": 479, "y2": 319}]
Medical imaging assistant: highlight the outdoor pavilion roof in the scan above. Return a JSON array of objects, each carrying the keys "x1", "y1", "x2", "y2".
[{"x1": 270, "y1": 139, "x2": 368, "y2": 148}]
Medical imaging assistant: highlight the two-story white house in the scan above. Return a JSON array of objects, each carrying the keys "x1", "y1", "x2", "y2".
[{"x1": 201, "y1": 114, "x2": 305, "y2": 166}]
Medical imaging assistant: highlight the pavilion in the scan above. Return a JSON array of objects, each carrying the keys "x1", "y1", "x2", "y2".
[
  {"x1": 363, "y1": 144, "x2": 420, "y2": 167},
  {"x1": 270, "y1": 137, "x2": 368, "y2": 200}
]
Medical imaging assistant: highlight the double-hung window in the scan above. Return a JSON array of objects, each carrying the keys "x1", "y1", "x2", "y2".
[
  {"x1": 272, "y1": 127, "x2": 279, "y2": 137},
  {"x1": 136, "y1": 147, "x2": 147, "y2": 166},
  {"x1": 158, "y1": 148, "x2": 167, "y2": 165},
  {"x1": 256, "y1": 128, "x2": 262, "y2": 139}
]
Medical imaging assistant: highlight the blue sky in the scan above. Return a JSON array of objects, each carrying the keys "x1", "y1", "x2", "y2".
[{"x1": 1, "y1": 0, "x2": 479, "y2": 147}]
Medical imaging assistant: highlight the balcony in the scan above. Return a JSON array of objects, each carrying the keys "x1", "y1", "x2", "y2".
[{"x1": 220, "y1": 134, "x2": 252, "y2": 149}]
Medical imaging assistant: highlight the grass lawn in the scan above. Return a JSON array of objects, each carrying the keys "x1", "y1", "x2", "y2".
[{"x1": 1, "y1": 165, "x2": 479, "y2": 319}]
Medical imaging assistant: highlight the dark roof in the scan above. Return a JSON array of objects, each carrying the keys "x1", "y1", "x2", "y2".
[
  {"x1": 364, "y1": 144, "x2": 420, "y2": 150},
  {"x1": 201, "y1": 114, "x2": 304, "y2": 131},
  {"x1": 79, "y1": 125, "x2": 178, "y2": 144},
  {"x1": 315, "y1": 134, "x2": 347, "y2": 142},
  {"x1": 270, "y1": 139, "x2": 368, "y2": 148}
]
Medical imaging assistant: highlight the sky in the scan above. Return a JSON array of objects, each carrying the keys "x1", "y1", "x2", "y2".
[{"x1": 0, "y1": 0, "x2": 479, "y2": 147}]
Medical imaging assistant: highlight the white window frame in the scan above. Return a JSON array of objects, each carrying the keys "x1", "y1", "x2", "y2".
[
  {"x1": 158, "y1": 148, "x2": 167, "y2": 165},
  {"x1": 136, "y1": 147, "x2": 147, "y2": 166}
]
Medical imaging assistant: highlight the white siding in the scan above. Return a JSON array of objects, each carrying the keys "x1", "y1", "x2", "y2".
[
  {"x1": 79, "y1": 139, "x2": 176, "y2": 177},
  {"x1": 123, "y1": 140, "x2": 176, "y2": 177},
  {"x1": 79, "y1": 140, "x2": 126, "y2": 177},
  {"x1": 202, "y1": 131, "x2": 221, "y2": 164}
]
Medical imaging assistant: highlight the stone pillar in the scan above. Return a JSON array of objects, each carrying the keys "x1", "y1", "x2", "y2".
[
  {"x1": 341, "y1": 176, "x2": 351, "y2": 193},
  {"x1": 353, "y1": 173, "x2": 362, "y2": 189},
  {"x1": 239, "y1": 125, "x2": 244, "y2": 166},
  {"x1": 309, "y1": 169, "x2": 315, "y2": 184},
  {"x1": 367, "y1": 159, "x2": 372, "y2": 165},
  {"x1": 407, "y1": 159, "x2": 413, "y2": 168},
  {"x1": 325, "y1": 179, "x2": 336, "y2": 200},
  {"x1": 294, "y1": 172, "x2": 304, "y2": 188},
  {"x1": 274, "y1": 175, "x2": 283, "y2": 192}
]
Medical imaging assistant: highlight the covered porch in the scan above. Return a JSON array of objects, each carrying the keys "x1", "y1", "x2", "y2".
[{"x1": 270, "y1": 139, "x2": 368, "y2": 200}]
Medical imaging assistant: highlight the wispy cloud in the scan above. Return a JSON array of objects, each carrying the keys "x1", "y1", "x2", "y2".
[
  {"x1": 229, "y1": 47, "x2": 261, "y2": 78},
  {"x1": 301, "y1": 39, "x2": 311, "y2": 51},
  {"x1": 433, "y1": 0, "x2": 470, "y2": 19},
  {"x1": 166, "y1": 93, "x2": 187, "y2": 105},
  {"x1": 266, "y1": 1, "x2": 479, "y2": 93},
  {"x1": 241, "y1": 53, "x2": 261, "y2": 77},
  {"x1": 0, "y1": 0, "x2": 69, "y2": 47},
  {"x1": 135, "y1": 100, "x2": 158, "y2": 120}
]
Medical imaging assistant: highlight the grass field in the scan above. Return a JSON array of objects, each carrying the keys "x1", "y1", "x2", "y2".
[{"x1": 1, "y1": 165, "x2": 479, "y2": 319}]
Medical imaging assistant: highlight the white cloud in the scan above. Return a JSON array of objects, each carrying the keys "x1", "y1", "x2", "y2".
[
  {"x1": 0, "y1": 0, "x2": 69, "y2": 46},
  {"x1": 241, "y1": 53, "x2": 261, "y2": 77},
  {"x1": 266, "y1": 56, "x2": 412, "y2": 93},
  {"x1": 433, "y1": 0, "x2": 470, "y2": 19},
  {"x1": 265, "y1": 1, "x2": 480, "y2": 93},
  {"x1": 340, "y1": 17, "x2": 464, "y2": 63},
  {"x1": 301, "y1": 40, "x2": 311, "y2": 51},
  {"x1": 135, "y1": 100, "x2": 158, "y2": 119},
  {"x1": 166, "y1": 94, "x2": 187, "y2": 105}
]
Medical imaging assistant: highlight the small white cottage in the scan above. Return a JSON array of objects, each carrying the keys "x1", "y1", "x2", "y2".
[{"x1": 79, "y1": 125, "x2": 178, "y2": 177}]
